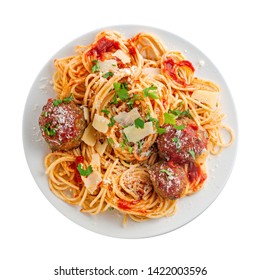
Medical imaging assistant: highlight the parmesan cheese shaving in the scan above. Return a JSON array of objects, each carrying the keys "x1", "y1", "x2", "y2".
[
  {"x1": 112, "y1": 50, "x2": 131, "y2": 64},
  {"x1": 114, "y1": 108, "x2": 141, "y2": 126},
  {"x1": 142, "y1": 67, "x2": 161, "y2": 78},
  {"x1": 95, "y1": 140, "x2": 108, "y2": 155},
  {"x1": 99, "y1": 59, "x2": 118, "y2": 73},
  {"x1": 91, "y1": 153, "x2": 100, "y2": 168},
  {"x1": 92, "y1": 114, "x2": 110, "y2": 133},
  {"x1": 81, "y1": 171, "x2": 102, "y2": 194},
  {"x1": 123, "y1": 121, "x2": 155, "y2": 143},
  {"x1": 81, "y1": 123, "x2": 97, "y2": 147},
  {"x1": 191, "y1": 90, "x2": 220, "y2": 108},
  {"x1": 82, "y1": 106, "x2": 90, "y2": 123}
]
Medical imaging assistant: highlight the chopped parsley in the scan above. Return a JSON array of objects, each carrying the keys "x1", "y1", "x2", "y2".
[
  {"x1": 113, "y1": 82, "x2": 129, "y2": 101},
  {"x1": 101, "y1": 108, "x2": 110, "y2": 116},
  {"x1": 164, "y1": 112, "x2": 185, "y2": 130},
  {"x1": 164, "y1": 113, "x2": 176, "y2": 125},
  {"x1": 63, "y1": 95, "x2": 74, "y2": 103},
  {"x1": 110, "y1": 94, "x2": 118, "y2": 105},
  {"x1": 77, "y1": 164, "x2": 93, "y2": 177},
  {"x1": 107, "y1": 137, "x2": 114, "y2": 146},
  {"x1": 122, "y1": 133, "x2": 128, "y2": 144},
  {"x1": 160, "y1": 169, "x2": 172, "y2": 177},
  {"x1": 42, "y1": 111, "x2": 49, "y2": 117},
  {"x1": 137, "y1": 140, "x2": 143, "y2": 151},
  {"x1": 110, "y1": 82, "x2": 130, "y2": 104},
  {"x1": 157, "y1": 127, "x2": 166, "y2": 135},
  {"x1": 126, "y1": 94, "x2": 142, "y2": 109},
  {"x1": 172, "y1": 137, "x2": 181, "y2": 152},
  {"x1": 91, "y1": 60, "x2": 100, "y2": 73},
  {"x1": 143, "y1": 84, "x2": 159, "y2": 99},
  {"x1": 146, "y1": 111, "x2": 166, "y2": 135},
  {"x1": 189, "y1": 150, "x2": 196, "y2": 159},
  {"x1": 120, "y1": 142, "x2": 125, "y2": 150},
  {"x1": 53, "y1": 94, "x2": 73, "y2": 106},
  {"x1": 168, "y1": 108, "x2": 192, "y2": 119},
  {"x1": 42, "y1": 122, "x2": 56, "y2": 136},
  {"x1": 102, "y1": 71, "x2": 114, "y2": 78},
  {"x1": 134, "y1": 118, "x2": 145, "y2": 129},
  {"x1": 128, "y1": 146, "x2": 133, "y2": 154},
  {"x1": 108, "y1": 116, "x2": 116, "y2": 127},
  {"x1": 174, "y1": 123, "x2": 185, "y2": 130}
]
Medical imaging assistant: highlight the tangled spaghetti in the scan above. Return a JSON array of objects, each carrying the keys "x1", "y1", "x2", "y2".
[{"x1": 42, "y1": 31, "x2": 234, "y2": 223}]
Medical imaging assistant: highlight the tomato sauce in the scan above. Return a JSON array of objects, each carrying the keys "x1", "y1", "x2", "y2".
[
  {"x1": 87, "y1": 36, "x2": 120, "y2": 59},
  {"x1": 187, "y1": 162, "x2": 207, "y2": 184},
  {"x1": 118, "y1": 199, "x2": 140, "y2": 211},
  {"x1": 163, "y1": 58, "x2": 194, "y2": 86},
  {"x1": 70, "y1": 156, "x2": 84, "y2": 184}
]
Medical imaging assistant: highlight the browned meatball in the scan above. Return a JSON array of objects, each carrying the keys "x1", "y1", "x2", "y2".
[
  {"x1": 149, "y1": 161, "x2": 187, "y2": 200},
  {"x1": 39, "y1": 98, "x2": 86, "y2": 151},
  {"x1": 157, "y1": 117, "x2": 207, "y2": 164}
]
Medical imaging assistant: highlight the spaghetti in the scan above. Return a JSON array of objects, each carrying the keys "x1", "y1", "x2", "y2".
[{"x1": 41, "y1": 31, "x2": 234, "y2": 223}]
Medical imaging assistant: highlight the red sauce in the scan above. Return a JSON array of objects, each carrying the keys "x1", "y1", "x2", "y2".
[
  {"x1": 187, "y1": 162, "x2": 207, "y2": 184},
  {"x1": 87, "y1": 36, "x2": 120, "y2": 59},
  {"x1": 163, "y1": 58, "x2": 194, "y2": 86},
  {"x1": 118, "y1": 199, "x2": 139, "y2": 211},
  {"x1": 127, "y1": 41, "x2": 136, "y2": 56},
  {"x1": 70, "y1": 156, "x2": 84, "y2": 184},
  {"x1": 178, "y1": 60, "x2": 195, "y2": 71}
]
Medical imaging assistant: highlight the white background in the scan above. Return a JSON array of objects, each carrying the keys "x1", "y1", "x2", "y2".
[{"x1": 0, "y1": 0, "x2": 259, "y2": 279}]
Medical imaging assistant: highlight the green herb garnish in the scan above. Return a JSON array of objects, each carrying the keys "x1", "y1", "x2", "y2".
[
  {"x1": 128, "y1": 146, "x2": 133, "y2": 154},
  {"x1": 101, "y1": 108, "x2": 110, "y2": 116},
  {"x1": 189, "y1": 150, "x2": 196, "y2": 159},
  {"x1": 42, "y1": 122, "x2": 56, "y2": 136},
  {"x1": 102, "y1": 71, "x2": 114, "y2": 78},
  {"x1": 164, "y1": 112, "x2": 185, "y2": 130},
  {"x1": 110, "y1": 94, "x2": 118, "y2": 105},
  {"x1": 164, "y1": 113, "x2": 176, "y2": 125},
  {"x1": 143, "y1": 84, "x2": 159, "y2": 99},
  {"x1": 53, "y1": 99, "x2": 63, "y2": 106},
  {"x1": 120, "y1": 142, "x2": 125, "y2": 150},
  {"x1": 160, "y1": 169, "x2": 172, "y2": 177},
  {"x1": 113, "y1": 82, "x2": 129, "y2": 101},
  {"x1": 172, "y1": 137, "x2": 181, "y2": 152},
  {"x1": 174, "y1": 124, "x2": 185, "y2": 130},
  {"x1": 107, "y1": 137, "x2": 114, "y2": 146},
  {"x1": 168, "y1": 108, "x2": 192, "y2": 119},
  {"x1": 53, "y1": 94, "x2": 73, "y2": 106},
  {"x1": 63, "y1": 95, "x2": 74, "y2": 103},
  {"x1": 146, "y1": 111, "x2": 166, "y2": 135},
  {"x1": 77, "y1": 164, "x2": 93, "y2": 177},
  {"x1": 126, "y1": 94, "x2": 142, "y2": 109},
  {"x1": 134, "y1": 118, "x2": 145, "y2": 129},
  {"x1": 111, "y1": 82, "x2": 130, "y2": 103},
  {"x1": 108, "y1": 116, "x2": 116, "y2": 127},
  {"x1": 157, "y1": 127, "x2": 166, "y2": 135},
  {"x1": 92, "y1": 60, "x2": 100, "y2": 72},
  {"x1": 42, "y1": 111, "x2": 49, "y2": 117}
]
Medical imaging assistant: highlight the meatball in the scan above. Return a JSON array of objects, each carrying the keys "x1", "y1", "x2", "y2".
[
  {"x1": 149, "y1": 161, "x2": 187, "y2": 200},
  {"x1": 39, "y1": 98, "x2": 86, "y2": 151},
  {"x1": 157, "y1": 117, "x2": 207, "y2": 164}
]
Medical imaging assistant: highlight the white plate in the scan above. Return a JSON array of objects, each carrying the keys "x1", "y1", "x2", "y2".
[{"x1": 23, "y1": 25, "x2": 238, "y2": 238}]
